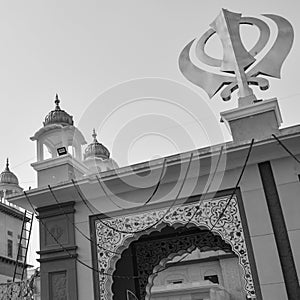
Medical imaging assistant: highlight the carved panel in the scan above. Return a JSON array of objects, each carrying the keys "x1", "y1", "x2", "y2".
[
  {"x1": 45, "y1": 218, "x2": 68, "y2": 247},
  {"x1": 49, "y1": 271, "x2": 67, "y2": 300},
  {"x1": 94, "y1": 195, "x2": 256, "y2": 300}
]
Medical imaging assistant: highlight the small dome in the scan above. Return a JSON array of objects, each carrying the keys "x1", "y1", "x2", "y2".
[
  {"x1": 0, "y1": 159, "x2": 19, "y2": 185},
  {"x1": 43, "y1": 94, "x2": 74, "y2": 127},
  {"x1": 84, "y1": 129, "x2": 110, "y2": 160}
]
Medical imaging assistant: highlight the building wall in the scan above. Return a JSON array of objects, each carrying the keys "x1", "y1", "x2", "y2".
[
  {"x1": 73, "y1": 146, "x2": 299, "y2": 300},
  {"x1": 268, "y1": 156, "x2": 300, "y2": 296},
  {"x1": 152, "y1": 250, "x2": 245, "y2": 300},
  {"x1": 0, "y1": 274, "x2": 10, "y2": 283},
  {"x1": 0, "y1": 210, "x2": 23, "y2": 260},
  {"x1": 0, "y1": 208, "x2": 24, "y2": 282},
  {"x1": 11, "y1": 133, "x2": 300, "y2": 299}
]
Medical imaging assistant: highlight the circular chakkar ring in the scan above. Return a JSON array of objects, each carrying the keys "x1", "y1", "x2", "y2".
[{"x1": 195, "y1": 17, "x2": 271, "y2": 67}]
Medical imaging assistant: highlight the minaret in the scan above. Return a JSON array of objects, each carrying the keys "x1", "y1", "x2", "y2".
[{"x1": 30, "y1": 94, "x2": 88, "y2": 187}]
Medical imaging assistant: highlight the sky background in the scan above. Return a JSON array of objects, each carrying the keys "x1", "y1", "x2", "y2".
[{"x1": 0, "y1": 0, "x2": 300, "y2": 267}]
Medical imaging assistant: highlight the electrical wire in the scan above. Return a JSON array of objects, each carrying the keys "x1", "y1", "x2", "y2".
[
  {"x1": 24, "y1": 191, "x2": 190, "y2": 281},
  {"x1": 159, "y1": 140, "x2": 253, "y2": 278},
  {"x1": 272, "y1": 134, "x2": 300, "y2": 164},
  {"x1": 182, "y1": 146, "x2": 224, "y2": 229},
  {"x1": 11, "y1": 156, "x2": 36, "y2": 169},
  {"x1": 24, "y1": 139, "x2": 254, "y2": 293},
  {"x1": 157, "y1": 140, "x2": 253, "y2": 281},
  {"x1": 23, "y1": 139, "x2": 254, "y2": 287},
  {"x1": 96, "y1": 158, "x2": 167, "y2": 209},
  {"x1": 210, "y1": 138, "x2": 254, "y2": 231},
  {"x1": 47, "y1": 185, "x2": 121, "y2": 256},
  {"x1": 72, "y1": 153, "x2": 193, "y2": 235},
  {"x1": 48, "y1": 147, "x2": 221, "y2": 261},
  {"x1": 23, "y1": 191, "x2": 140, "y2": 280}
]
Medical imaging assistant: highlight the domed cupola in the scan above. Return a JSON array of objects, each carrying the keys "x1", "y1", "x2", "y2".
[
  {"x1": 43, "y1": 94, "x2": 74, "y2": 126},
  {"x1": 0, "y1": 159, "x2": 19, "y2": 185},
  {"x1": 0, "y1": 159, "x2": 23, "y2": 199},
  {"x1": 83, "y1": 129, "x2": 118, "y2": 173},
  {"x1": 30, "y1": 94, "x2": 88, "y2": 187},
  {"x1": 84, "y1": 129, "x2": 110, "y2": 160}
]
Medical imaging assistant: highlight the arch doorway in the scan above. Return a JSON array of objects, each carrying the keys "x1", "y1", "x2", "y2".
[
  {"x1": 112, "y1": 225, "x2": 246, "y2": 300},
  {"x1": 91, "y1": 194, "x2": 257, "y2": 299}
]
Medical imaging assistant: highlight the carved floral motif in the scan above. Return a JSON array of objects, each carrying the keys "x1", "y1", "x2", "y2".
[
  {"x1": 94, "y1": 195, "x2": 256, "y2": 300},
  {"x1": 50, "y1": 271, "x2": 67, "y2": 300}
]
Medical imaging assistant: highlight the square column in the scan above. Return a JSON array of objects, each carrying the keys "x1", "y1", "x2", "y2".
[
  {"x1": 37, "y1": 201, "x2": 78, "y2": 300},
  {"x1": 220, "y1": 98, "x2": 282, "y2": 142}
]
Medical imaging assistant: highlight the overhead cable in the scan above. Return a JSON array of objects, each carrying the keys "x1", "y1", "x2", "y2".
[
  {"x1": 48, "y1": 185, "x2": 121, "y2": 256},
  {"x1": 272, "y1": 134, "x2": 300, "y2": 164},
  {"x1": 96, "y1": 157, "x2": 167, "y2": 209},
  {"x1": 72, "y1": 153, "x2": 193, "y2": 235},
  {"x1": 210, "y1": 138, "x2": 254, "y2": 231}
]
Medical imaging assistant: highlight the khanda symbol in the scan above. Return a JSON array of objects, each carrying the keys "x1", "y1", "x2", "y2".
[{"x1": 179, "y1": 9, "x2": 294, "y2": 107}]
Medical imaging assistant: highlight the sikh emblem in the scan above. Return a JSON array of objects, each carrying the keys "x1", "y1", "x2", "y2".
[{"x1": 179, "y1": 9, "x2": 294, "y2": 107}]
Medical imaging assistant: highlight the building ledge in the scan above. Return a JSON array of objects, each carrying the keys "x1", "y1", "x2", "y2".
[
  {"x1": 0, "y1": 255, "x2": 33, "y2": 268},
  {"x1": 0, "y1": 201, "x2": 25, "y2": 220}
]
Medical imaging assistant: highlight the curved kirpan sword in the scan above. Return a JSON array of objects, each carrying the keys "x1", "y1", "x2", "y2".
[{"x1": 178, "y1": 12, "x2": 294, "y2": 105}]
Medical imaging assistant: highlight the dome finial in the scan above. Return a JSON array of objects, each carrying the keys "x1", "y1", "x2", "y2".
[
  {"x1": 43, "y1": 94, "x2": 74, "y2": 126},
  {"x1": 5, "y1": 158, "x2": 9, "y2": 171},
  {"x1": 84, "y1": 129, "x2": 110, "y2": 160},
  {"x1": 0, "y1": 158, "x2": 20, "y2": 185},
  {"x1": 92, "y1": 128, "x2": 97, "y2": 142},
  {"x1": 55, "y1": 94, "x2": 61, "y2": 110}
]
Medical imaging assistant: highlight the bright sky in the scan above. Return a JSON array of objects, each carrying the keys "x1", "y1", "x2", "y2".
[{"x1": 1, "y1": 0, "x2": 299, "y2": 267}]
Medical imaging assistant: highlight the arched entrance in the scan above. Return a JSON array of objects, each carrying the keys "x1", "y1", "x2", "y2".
[
  {"x1": 112, "y1": 225, "x2": 234, "y2": 299},
  {"x1": 91, "y1": 194, "x2": 256, "y2": 299}
]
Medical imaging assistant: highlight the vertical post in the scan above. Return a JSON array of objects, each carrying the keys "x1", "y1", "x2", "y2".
[
  {"x1": 258, "y1": 161, "x2": 300, "y2": 300},
  {"x1": 37, "y1": 201, "x2": 78, "y2": 300},
  {"x1": 37, "y1": 141, "x2": 43, "y2": 161}
]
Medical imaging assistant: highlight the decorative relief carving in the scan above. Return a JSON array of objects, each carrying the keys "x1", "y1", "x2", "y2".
[
  {"x1": 50, "y1": 224, "x2": 64, "y2": 240},
  {"x1": 49, "y1": 271, "x2": 67, "y2": 300},
  {"x1": 94, "y1": 195, "x2": 256, "y2": 300},
  {"x1": 45, "y1": 219, "x2": 68, "y2": 247}
]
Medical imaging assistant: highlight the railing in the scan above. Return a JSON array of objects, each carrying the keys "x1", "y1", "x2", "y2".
[{"x1": 0, "y1": 269, "x2": 39, "y2": 300}]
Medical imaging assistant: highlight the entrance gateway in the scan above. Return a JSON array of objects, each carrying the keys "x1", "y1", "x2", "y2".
[{"x1": 90, "y1": 193, "x2": 256, "y2": 300}]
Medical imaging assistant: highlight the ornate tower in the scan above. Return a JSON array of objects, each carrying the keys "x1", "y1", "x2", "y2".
[
  {"x1": 30, "y1": 94, "x2": 88, "y2": 187},
  {"x1": 83, "y1": 129, "x2": 118, "y2": 174}
]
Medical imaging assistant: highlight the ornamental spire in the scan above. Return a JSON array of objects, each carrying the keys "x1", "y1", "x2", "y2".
[
  {"x1": 55, "y1": 93, "x2": 61, "y2": 110},
  {"x1": 5, "y1": 158, "x2": 9, "y2": 171},
  {"x1": 92, "y1": 128, "x2": 98, "y2": 142}
]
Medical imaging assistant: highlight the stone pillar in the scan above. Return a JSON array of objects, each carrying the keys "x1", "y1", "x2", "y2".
[
  {"x1": 37, "y1": 141, "x2": 43, "y2": 161},
  {"x1": 37, "y1": 201, "x2": 78, "y2": 300},
  {"x1": 219, "y1": 257, "x2": 246, "y2": 300}
]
